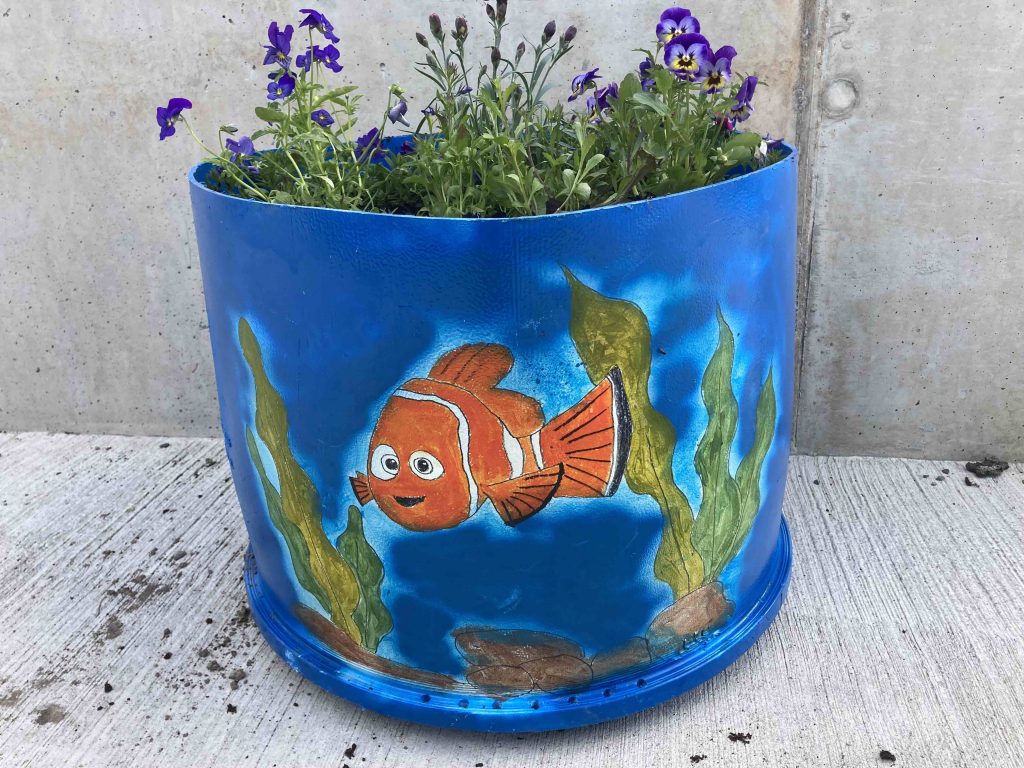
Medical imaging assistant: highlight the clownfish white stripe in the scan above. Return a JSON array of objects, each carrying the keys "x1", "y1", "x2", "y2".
[
  {"x1": 530, "y1": 429, "x2": 544, "y2": 470},
  {"x1": 503, "y1": 427, "x2": 525, "y2": 479},
  {"x1": 393, "y1": 388, "x2": 479, "y2": 512}
]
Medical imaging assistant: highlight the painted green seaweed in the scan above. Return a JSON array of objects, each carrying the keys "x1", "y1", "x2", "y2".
[
  {"x1": 692, "y1": 311, "x2": 776, "y2": 580},
  {"x1": 564, "y1": 272, "x2": 776, "y2": 596},
  {"x1": 239, "y1": 317, "x2": 392, "y2": 649},
  {"x1": 337, "y1": 505, "x2": 393, "y2": 653},
  {"x1": 564, "y1": 268, "x2": 705, "y2": 598}
]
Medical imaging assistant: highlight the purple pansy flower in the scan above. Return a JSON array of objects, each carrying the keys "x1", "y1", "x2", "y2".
[
  {"x1": 586, "y1": 81, "x2": 619, "y2": 120},
  {"x1": 398, "y1": 140, "x2": 415, "y2": 155},
  {"x1": 298, "y1": 8, "x2": 340, "y2": 44},
  {"x1": 457, "y1": 85, "x2": 473, "y2": 96},
  {"x1": 700, "y1": 45, "x2": 736, "y2": 93},
  {"x1": 728, "y1": 75, "x2": 757, "y2": 122},
  {"x1": 355, "y1": 127, "x2": 383, "y2": 160},
  {"x1": 639, "y1": 57, "x2": 656, "y2": 91},
  {"x1": 155, "y1": 97, "x2": 192, "y2": 140},
  {"x1": 422, "y1": 105, "x2": 438, "y2": 117},
  {"x1": 568, "y1": 67, "x2": 601, "y2": 101},
  {"x1": 296, "y1": 43, "x2": 343, "y2": 73},
  {"x1": 657, "y1": 7, "x2": 700, "y2": 44},
  {"x1": 225, "y1": 134, "x2": 255, "y2": 161},
  {"x1": 664, "y1": 32, "x2": 710, "y2": 80},
  {"x1": 267, "y1": 72, "x2": 296, "y2": 100},
  {"x1": 263, "y1": 21, "x2": 294, "y2": 68},
  {"x1": 388, "y1": 100, "x2": 410, "y2": 127},
  {"x1": 310, "y1": 109, "x2": 334, "y2": 127},
  {"x1": 765, "y1": 134, "x2": 784, "y2": 152}
]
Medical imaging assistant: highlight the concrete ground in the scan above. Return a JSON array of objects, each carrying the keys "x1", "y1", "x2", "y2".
[{"x1": 1, "y1": 432, "x2": 1021, "y2": 766}]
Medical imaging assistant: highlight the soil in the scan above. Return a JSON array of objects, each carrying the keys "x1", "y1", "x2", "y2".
[
  {"x1": 690, "y1": 756, "x2": 707, "y2": 763},
  {"x1": 728, "y1": 732, "x2": 752, "y2": 744},
  {"x1": 879, "y1": 749, "x2": 896, "y2": 762},
  {"x1": 966, "y1": 458, "x2": 1009, "y2": 478}
]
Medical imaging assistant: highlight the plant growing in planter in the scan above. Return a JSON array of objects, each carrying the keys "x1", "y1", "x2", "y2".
[{"x1": 173, "y1": 3, "x2": 797, "y2": 732}]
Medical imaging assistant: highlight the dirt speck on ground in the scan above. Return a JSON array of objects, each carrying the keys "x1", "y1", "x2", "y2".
[
  {"x1": 344, "y1": 744, "x2": 357, "y2": 759},
  {"x1": 690, "y1": 756, "x2": 707, "y2": 763},
  {"x1": 879, "y1": 749, "x2": 896, "y2": 763},
  {"x1": 226, "y1": 703, "x2": 237, "y2": 714},
  {"x1": 966, "y1": 457, "x2": 1009, "y2": 478},
  {"x1": 964, "y1": 476, "x2": 978, "y2": 487},
  {"x1": 103, "y1": 682, "x2": 113, "y2": 693},
  {"x1": 0, "y1": 689, "x2": 23, "y2": 707},
  {"x1": 33, "y1": 704, "x2": 66, "y2": 725},
  {"x1": 728, "y1": 732, "x2": 752, "y2": 744}
]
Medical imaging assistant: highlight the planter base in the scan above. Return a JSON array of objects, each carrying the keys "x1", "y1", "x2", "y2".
[{"x1": 244, "y1": 517, "x2": 792, "y2": 732}]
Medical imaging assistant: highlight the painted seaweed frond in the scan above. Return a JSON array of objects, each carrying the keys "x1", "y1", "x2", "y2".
[
  {"x1": 564, "y1": 268, "x2": 704, "y2": 599},
  {"x1": 337, "y1": 505, "x2": 393, "y2": 652},
  {"x1": 239, "y1": 317, "x2": 392, "y2": 651},
  {"x1": 691, "y1": 310, "x2": 776, "y2": 582},
  {"x1": 564, "y1": 272, "x2": 776, "y2": 597}
]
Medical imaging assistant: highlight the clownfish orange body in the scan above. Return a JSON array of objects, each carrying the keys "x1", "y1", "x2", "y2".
[{"x1": 350, "y1": 343, "x2": 632, "y2": 532}]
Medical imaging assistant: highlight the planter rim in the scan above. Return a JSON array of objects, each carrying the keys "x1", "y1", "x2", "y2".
[{"x1": 188, "y1": 141, "x2": 797, "y2": 226}]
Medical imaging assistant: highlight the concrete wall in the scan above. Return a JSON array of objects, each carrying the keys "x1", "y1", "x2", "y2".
[{"x1": 0, "y1": 0, "x2": 1018, "y2": 459}]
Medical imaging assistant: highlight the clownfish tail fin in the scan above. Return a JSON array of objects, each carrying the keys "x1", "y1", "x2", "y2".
[
  {"x1": 484, "y1": 464, "x2": 564, "y2": 527},
  {"x1": 538, "y1": 367, "x2": 632, "y2": 498}
]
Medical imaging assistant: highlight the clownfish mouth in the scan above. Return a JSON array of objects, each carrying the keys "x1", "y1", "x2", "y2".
[{"x1": 394, "y1": 495, "x2": 426, "y2": 508}]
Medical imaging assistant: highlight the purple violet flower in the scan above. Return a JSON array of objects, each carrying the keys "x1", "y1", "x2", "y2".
[
  {"x1": 639, "y1": 58, "x2": 656, "y2": 91},
  {"x1": 657, "y1": 7, "x2": 700, "y2": 44},
  {"x1": 457, "y1": 85, "x2": 473, "y2": 96},
  {"x1": 267, "y1": 72, "x2": 296, "y2": 100},
  {"x1": 263, "y1": 21, "x2": 294, "y2": 68},
  {"x1": 398, "y1": 140, "x2": 415, "y2": 155},
  {"x1": 422, "y1": 105, "x2": 438, "y2": 117},
  {"x1": 355, "y1": 127, "x2": 383, "y2": 160},
  {"x1": 568, "y1": 67, "x2": 601, "y2": 101},
  {"x1": 297, "y1": 43, "x2": 343, "y2": 73},
  {"x1": 586, "y1": 82, "x2": 619, "y2": 122},
  {"x1": 155, "y1": 97, "x2": 192, "y2": 140},
  {"x1": 225, "y1": 134, "x2": 255, "y2": 160},
  {"x1": 728, "y1": 75, "x2": 758, "y2": 122},
  {"x1": 388, "y1": 100, "x2": 411, "y2": 127},
  {"x1": 664, "y1": 32, "x2": 710, "y2": 80},
  {"x1": 298, "y1": 8, "x2": 340, "y2": 44},
  {"x1": 310, "y1": 109, "x2": 334, "y2": 127},
  {"x1": 700, "y1": 45, "x2": 737, "y2": 93}
]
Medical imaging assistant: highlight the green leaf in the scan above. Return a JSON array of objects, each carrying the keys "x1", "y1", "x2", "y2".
[
  {"x1": 617, "y1": 73, "x2": 642, "y2": 103},
  {"x1": 313, "y1": 86, "x2": 359, "y2": 108},
  {"x1": 219, "y1": 124, "x2": 239, "y2": 134},
  {"x1": 691, "y1": 309, "x2": 741, "y2": 581},
  {"x1": 245, "y1": 427, "x2": 332, "y2": 613},
  {"x1": 336, "y1": 506, "x2": 393, "y2": 653},
  {"x1": 722, "y1": 131, "x2": 763, "y2": 151},
  {"x1": 239, "y1": 318, "x2": 362, "y2": 642},
  {"x1": 255, "y1": 106, "x2": 285, "y2": 124},
  {"x1": 630, "y1": 92, "x2": 670, "y2": 116},
  {"x1": 564, "y1": 269, "x2": 704, "y2": 598}
]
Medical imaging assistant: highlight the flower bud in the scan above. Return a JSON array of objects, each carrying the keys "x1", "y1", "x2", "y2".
[
  {"x1": 542, "y1": 20, "x2": 556, "y2": 42},
  {"x1": 485, "y1": 4, "x2": 495, "y2": 21},
  {"x1": 496, "y1": 0, "x2": 507, "y2": 23},
  {"x1": 561, "y1": 25, "x2": 577, "y2": 44},
  {"x1": 416, "y1": 32, "x2": 429, "y2": 47},
  {"x1": 515, "y1": 41, "x2": 526, "y2": 61},
  {"x1": 428, "y1": 13, "x2": 443, "y2": 39},
  {"x1": 491, "y1": 46, "x2": 501, "y2": 66},
  {"x1": 454, "y1": 16, "x2": 468, "y2": 39}
]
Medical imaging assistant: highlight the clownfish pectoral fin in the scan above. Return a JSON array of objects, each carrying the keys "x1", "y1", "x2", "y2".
[
  {"x1": 484, "y1": 464, "x2": 564, "y2": 527},
  {"x1": 350, "y1": 472, "x2": 374, "y2": 506},
  {"x1": 429, "y1": 343, "x2": 513, "y2": 391}
]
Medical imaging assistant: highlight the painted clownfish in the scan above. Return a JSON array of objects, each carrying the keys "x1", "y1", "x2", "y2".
[{"x1": 350, "y1": 343, "x2": 633, "y2": 532}]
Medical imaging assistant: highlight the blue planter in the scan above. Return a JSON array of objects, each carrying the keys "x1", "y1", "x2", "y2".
[{"x1": 189, "y1": 143, "x2": 797, "y2": 732}]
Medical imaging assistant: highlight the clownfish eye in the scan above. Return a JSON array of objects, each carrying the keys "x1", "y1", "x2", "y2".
[
  {"x1": 409, "y1": 450, "x2": 444, "y2": 480},
  {"x1": 370, "y1": 444, "x2": 400, "y2": 480}
]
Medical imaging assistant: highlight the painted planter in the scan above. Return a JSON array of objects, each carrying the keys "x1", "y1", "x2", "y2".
[{"x1": 189, "y1": 142, "x2": 796, "y2": 732}]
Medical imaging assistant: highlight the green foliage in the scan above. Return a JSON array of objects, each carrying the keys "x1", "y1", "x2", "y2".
[
  {"x1": 563, "y1": 269, "x2": 704, "y2": 599},
  {"x1": 691, "y1": 311, "x2": 776, "y2": 581},
  {"x1": 337, "y1": 506, "x2": 393, "y2": 653},
  {"x1": 239, "y1": 317, "x2": 392, "y2": 649},
  {"x1": 193, "y1": 6, "x2": 780, "y2": 217}
]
